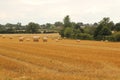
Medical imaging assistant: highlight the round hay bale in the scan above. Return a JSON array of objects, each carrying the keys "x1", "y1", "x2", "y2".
[
  {"x1": 63, "y1": 37, "x2": 66, "y2": 39},
  {"x1": 2, "y1": 35, "x2": 6, "y2": 38},
  {"x1": 58, "y1": 37, "x2": 62, "y2": 40},
  {"x1": 19, "y1": 37, "x2": 24, "y2": 42},
  {"x1": 43, "y1": 37, "x2": 48, "y2": 42},
  {"x1": 76, "y1": 40, "x2": 80, "y2": 42},
  {"x1": 105, "y1": 40, "x2": 108, "y2": 42},
  {"x1": 101, "y1": 40, "x2": 104, "y2": 42},
  {"x1": 55, "y1": 39, "x2": 59, "y2": 42},
  {"x1": 38, "y1": 36, "x2": 40, "y2": 39},
  {"x1": 26, "y1": 38, "x2": 30, "y2": 41},
  {"x1": 33, "y1": 36, "x2": 39, "y2": 42},
  {"x1": 9, "y1": 36, "x2": 13, "y2": 39}
]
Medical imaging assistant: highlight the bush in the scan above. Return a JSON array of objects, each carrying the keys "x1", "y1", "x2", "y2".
[
  {"x1": 114, "y1": 32, "x2": 120, "y2": 41},
  {"x1": 64, "y1": 27, "x2": 73, "y2": 38},
  {"x1": 105, "y1": 32, "x2": 120, "y2": 42},
  {"x1": 75, "y1": 33, "x2": 93, "y2": 40},
  {"x1": 59, "y1": 29, "x2": 64, "y2": 37},
  {"x1": 105, "y1": 36, "x2": 116, "y2": 41}
]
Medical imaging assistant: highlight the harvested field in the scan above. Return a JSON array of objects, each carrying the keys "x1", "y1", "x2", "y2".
[{"x1": 0, "y1": 33, "x2": 120, "y2": 80}]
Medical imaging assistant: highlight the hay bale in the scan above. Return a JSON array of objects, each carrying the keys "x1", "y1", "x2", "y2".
[
  {"x1": 38, "y1": 36, "x2": 40, "y2": 39},
  {"x1": 19, "y1": 37, "x2": 24, "y2": 42},
  {"x1": 101, "y1": 40, "x2": 104, "y2": 42},
  {"x1": 26, "y1": 38, "x2": 30, "y2": 41},
  {"x1": 33, "y1": 36, "x2": 39, "y2": 42},
  {"x1": 9, "y1": 36, "x2": 13, "y2": 39},
  {"x1": 63, "y1": 37, "x2": 66, "y2": 39},
  {"x1": 105, "y1": 40, "x2": 108, "y2": 42},
  {"x1": 76, "y1": 40, "x2": 80, "y2": 42},
  {"x1": 58, "y1": 37, "x2": 62, "y2": 40},
  {"x1": 43, "y1": 37, "x2": 48, "y2": 42},
  {"x1": 2, "y1": 35, "x2": 6, "y2": 38},
  {"x1": 55, "y1": 39, "x2": 59, "y2": 42}
]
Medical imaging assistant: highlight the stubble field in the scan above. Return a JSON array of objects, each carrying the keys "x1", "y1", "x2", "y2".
[{"x1": 0, "y1": 33, "x2": 120, "y2": 80}]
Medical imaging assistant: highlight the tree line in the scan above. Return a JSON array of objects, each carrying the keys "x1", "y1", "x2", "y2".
[
  {"x1": 0, "y1": 15, "x2": 120, "y2": 41},
  {"x1": 60, "y1": 15, "x2": 120, "y2": 42},
  {"x1": 0, "y1": 22, "x2": 63, "y2": 34}
]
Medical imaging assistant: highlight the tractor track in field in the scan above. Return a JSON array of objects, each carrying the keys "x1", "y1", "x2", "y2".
[
  {"x1": 2, "y1": 41, "x2": 120, "y2": 51},
  {"x1": 54, "y1": 43, "x2": 120, "y2": 52},
  {"x1": 0, "y1": 44, "x2": 85, "y2": 74},
  {"x1": 0, "y1": 52, "x2": 66, "y2": 74},
  {"x1": 0, "y1": 53, "x2": 40, "y2": 72}
]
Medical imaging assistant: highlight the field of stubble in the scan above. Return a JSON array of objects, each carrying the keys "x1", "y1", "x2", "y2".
[{"x1": 0, "y1": 33, "x2": 120, "y2": 80}]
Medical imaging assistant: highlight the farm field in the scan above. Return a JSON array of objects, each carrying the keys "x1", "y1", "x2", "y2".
[{"x1": 0, "y1": 34, "x2": 120, "y2": 80}]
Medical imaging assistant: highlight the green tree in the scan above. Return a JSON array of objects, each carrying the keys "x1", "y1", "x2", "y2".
[
  {"x1": 16, "y1": 22, "x2": 22, "y2": 30},
  {"x1": 100, "y1": 26, "x2": 112, "y2": 40},
  {"x1": 26, "y1": 22, "x2": 39, "y2": 33},
  {"x1": 114, "y1": 23, "x2": 120, "y2": 31},
  {"x1": 74, "y1": 22, "x2": 83, "y2": 29},
  {"x1": 114, "y1": 32, "x2": 120, "y2": 41},
  {"x1": 0, "y1": 24, "x2": 5, "y2": 33},
  {"x1": 54, "y1": 22, "x2": 63, "y2": 27},
  {"x1": 94, "y1": 17, "x2": 112, "y2": 40},
  {"x1": 5, "y1": 23, "x2": 15, "y2": 33},
  {"x1": 64, "y1": 27, "x2": 73, "y2": 38},
  {"x1": 74, "y1": 23, "x2": 84, "y2": 33},
  {"x1": 46, "y1": 23, "x2": 52, "y2": 29},
  {"x1": 63, "y1": 15, "x2": 72, "y2": 28},
  {"x1": 99, "y1": 17, "x2": 114, "y2": 30},
  {"x1": 59, "y1": 15, "x2": 72, "y2": 37},
  {"x1": 100, "y1": 26, "x2": 112, "y2": 35},
  {"x1": 75, "y1": 33, "x2": 93, "y2": 40},
  {"x1": 84, "y1": 26, "x2": 96, "y2": 35}
]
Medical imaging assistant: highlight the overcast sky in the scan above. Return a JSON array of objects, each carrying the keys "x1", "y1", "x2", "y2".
[{"x1": 0, "y1": 0, "x2": 120, "y2": 25}]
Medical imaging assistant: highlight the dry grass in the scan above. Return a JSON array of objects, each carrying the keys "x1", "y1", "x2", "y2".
[{"x1": 0, "y1": 33, "x2": 120, "y2": 80}]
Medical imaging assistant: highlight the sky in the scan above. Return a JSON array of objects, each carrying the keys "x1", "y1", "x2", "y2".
[{"x1": 0, "y1": 0, "x2": 120, "y2": 25}]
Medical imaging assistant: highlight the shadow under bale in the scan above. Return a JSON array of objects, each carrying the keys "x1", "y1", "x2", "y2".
[
  {"x1": 33, "y1": 36, "x2": 39, "y2": 42},
  {"x1": 43, "y1": 37, "x2": 48, "y2": 42},
  {"x1": 19, "y1": 37, "x2": 24, "y2": 42}
]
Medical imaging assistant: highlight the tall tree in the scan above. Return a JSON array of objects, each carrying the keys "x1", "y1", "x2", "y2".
[
  {"x1": 26, "y1": 22, "x2": 39, "y2": 33},
  {"x1": 15, "y1": 22, "x2": 22, "y2": 30},
  {"x1": 100, "y1": 26, "x2": 112, "y2": 36},
  {"x1": 74, "y1": 23, "x2": 84, "y2": 33},
  {"x1": 114, "y1": 23, "x2": 120, "y2": 31},
  {"x1": 64, "y1": 27, "x2": 73, "y2": 38},
  {"x1": 46, "y1": 23, "x2": 52, "y2": 29},
  {"x1": 63, "y1": 15, "x2": 72, "y2": 28},
  {"x1": 5, "y1": 23, "x2": 15, "y2": 33},
  {"x1": 54, "y1": 21, "x2": 63, "y2": 27},
  {"x1": 94, "y1": 17, "x2": 112, "y2": 40},
  {"x1": 99, "y1": 17, "x2": 114, "y2": 30}
]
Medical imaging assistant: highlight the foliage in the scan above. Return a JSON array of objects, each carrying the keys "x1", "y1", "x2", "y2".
[
  {"x1": 26, "y1": 22, "x2": 39, "y2": 33},
  {"x1": 114, "y1": 32, "x2": 120, "y2": 41},
  {"x1": 54, "y1": 21, "x2": 63, "y2": 27},
  {"x1": 75, "y1": 33, "x2": 93, "y2": 40},
  {"x1": 94, "y1": 17, "x2": 112, "y2": 40},
  {"x1": 99, "y1": 26, "x2": 112, "y2": 36},
  {"x1": 64, "y1": 27, "x2": 73, "y2": 38},
  {"x1": 63, "y1": 15, "x2": 72, "y2": 28},
  {"x1": 114, "y1": 23, "x2": 120, "y2": 31},
  {"x1": 83, "y1": 26, "x2": 96, "y2": 35},
  {"x1": 105, "y1": 32, "x2": 120, "y2": 41}
]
